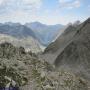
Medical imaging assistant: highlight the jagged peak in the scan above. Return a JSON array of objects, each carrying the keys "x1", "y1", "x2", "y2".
[{"x1": 84, "y1": 17, "x2": 90, "y2": 24}]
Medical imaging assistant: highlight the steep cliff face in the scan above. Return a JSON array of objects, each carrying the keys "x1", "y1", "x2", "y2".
[
  {"x1": 44, "y1": 25, "x2": 76, "y2": 53},
  {"x1": 55, "y1": 18, "x2": 90, "y2": 81},
  {"x1": 42, "y1": 25, "x2": 77, "y2": 64}
]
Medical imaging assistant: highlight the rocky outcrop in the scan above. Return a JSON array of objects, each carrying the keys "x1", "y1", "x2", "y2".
[{"x1": 0, "y1": 42, "x2": 89, "y2": 90}]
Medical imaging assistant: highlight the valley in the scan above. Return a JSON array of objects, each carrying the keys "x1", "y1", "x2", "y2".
[{"x1": 0, "y1": 18, "x2": 90, "y2": 90}]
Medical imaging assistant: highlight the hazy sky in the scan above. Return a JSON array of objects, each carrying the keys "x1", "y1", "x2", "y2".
[{"x1": 0, "y1": 0, "x2": 89, "y2": 25}]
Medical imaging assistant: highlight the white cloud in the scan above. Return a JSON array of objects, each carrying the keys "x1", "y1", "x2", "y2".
[
  {"x1": 0, "y1": 10, "x2": 88, "y2": 25},
  {"x1": 22, "y1": 0, "x2": 41, "y2": 4},
  {"x1": 59, "y1": 0, "x2": 81, "y2": 9},
  {"x1": 0, "y1": 0, "x2": 3, "y2": 5},
  {"x1": 0, "y1": 7, "x2": 88, "y2": 25},
  {"x1": 0, "y1": 0, "x2": 43, "y2": 24},
  {"x1": 0, "y1": 0, "x2": 87, "y2": 25},
  {"x1": 0, "y1": 0, "x2": 42, "y2": 14},
  {"x1": 59, "y1": 0, "x2": 73, "y2": 3},
  {"x1": 22, "y1": 0, "x2": 42, "y2": 9},
  {"x1": 0, "y1": 0, "x2": 8, "y2": 5}
]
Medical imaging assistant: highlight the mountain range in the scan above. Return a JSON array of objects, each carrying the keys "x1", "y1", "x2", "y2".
[
  {"x1": 0, "y1": 22, "x2": 36, "y2": 38},
  {"x1": 26, "y1": 22, "x2": 64, "y2": 46},
  {"x1": 0, "y1": 22, "x2": 64, "y2": 52}
]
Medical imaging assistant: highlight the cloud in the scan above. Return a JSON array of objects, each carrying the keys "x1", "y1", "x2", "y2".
[
  {"x1": 0, "y1": 0, "x2": 3, "y2": 5},
  {"x1": 59, "y1": 0, "x2": 81, "y2": 9},
  {"x1": 0, "y1": 0, "x2": 43, "y2": 24},
  {"x1": 21, "y1": 0, "x2": 42, "y2": 10},
  {"x1": 0, "y1": 0, "x2": 88, "y2": 25},
  {"x1": 59, "y1": 0, "x2": 73, "y2": 3},
  {"x1": 0, "y1": 0, "x2": 42, "y2": 14}
]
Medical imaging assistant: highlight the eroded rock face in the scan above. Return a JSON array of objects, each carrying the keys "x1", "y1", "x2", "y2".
[{"x1": 55, "y1": 18, "x2": 90, "y2": 82}]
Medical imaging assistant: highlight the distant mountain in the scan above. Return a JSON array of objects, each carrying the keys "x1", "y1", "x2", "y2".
[
  {"x1": 54, "y1": 18, "x2": 90, "y2": 81},
  {"x1": 41, "y1": 24, "x2": 77, "y2": 63},
  {"x1": 0, "y1": 22, "x2": 36, "y2": 39},
  {"x1": 25, "y1": 22, "x2": 64, "y2": 46},
  {"x1": 0, "y1": 23, "x2": 42, "y2": 53}
]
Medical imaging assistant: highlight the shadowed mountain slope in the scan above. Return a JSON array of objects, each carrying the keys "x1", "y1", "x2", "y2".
[
  {"x1": 55, "y1": 18, "x2": 90, "y2": 81},
  {"x1": 42, "y1": 24, "x2": 77, "y2": 64}
]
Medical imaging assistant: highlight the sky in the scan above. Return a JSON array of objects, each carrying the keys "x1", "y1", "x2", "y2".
[{"x1": 0, "y1": 0, "x2": 89, "y2": 25}]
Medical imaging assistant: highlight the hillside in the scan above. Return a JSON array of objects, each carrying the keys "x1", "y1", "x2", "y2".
[
  {"x1": 42, "y1": 24, "x2": 77, "y2": 63},
  {"x1": 0, "y1": 34, "x2": 42, "y2": 53},
  {"x1": 0, "y1": 23, "x2": 42, "y2": 53},
  {"x1": 0, "y1": 42, "x2": 88, "y2": 90},
  {"x1": 54, "y1": 18, "x2": 90, "y2": 82}
]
